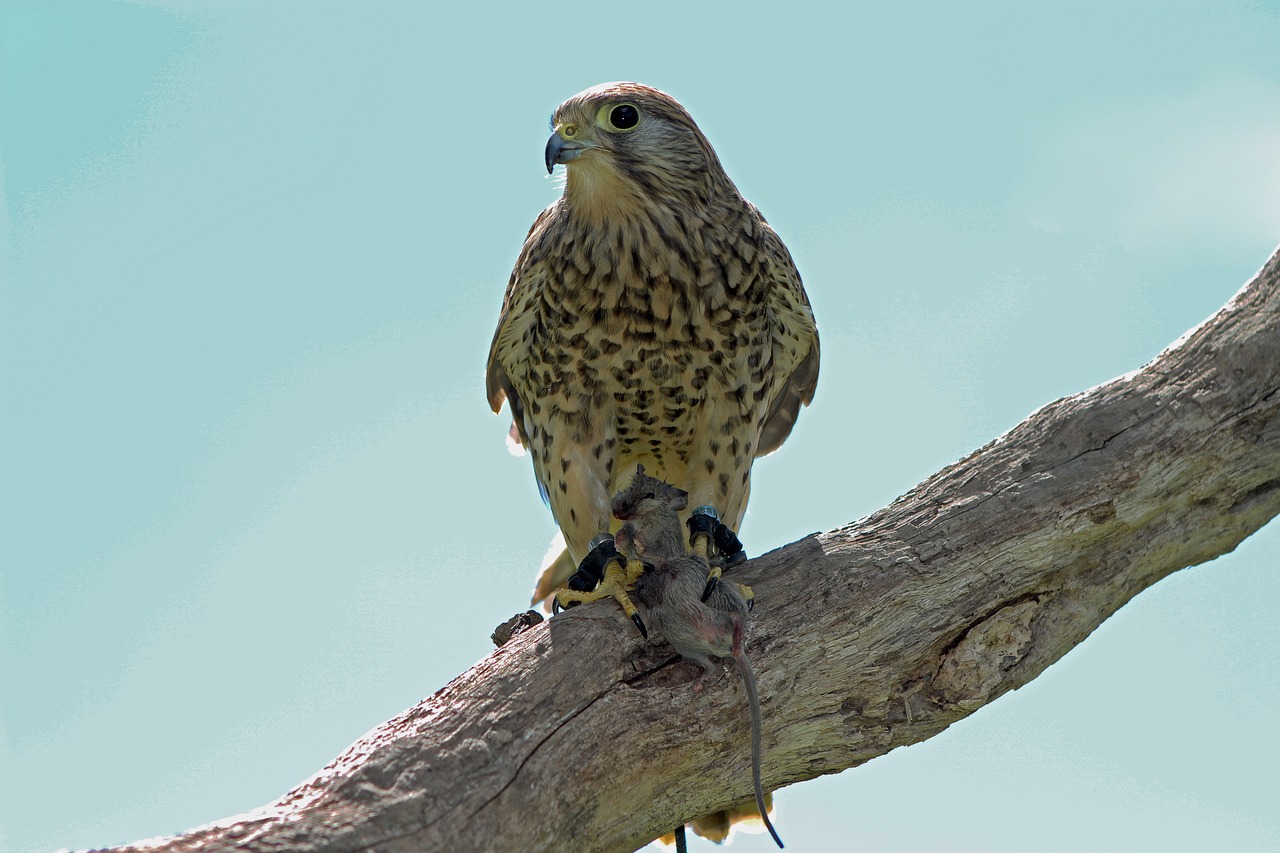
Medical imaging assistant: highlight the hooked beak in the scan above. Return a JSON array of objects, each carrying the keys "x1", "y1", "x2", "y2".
[{"x1": 545, "y1": 131, "x2": 591, "y2": 173}]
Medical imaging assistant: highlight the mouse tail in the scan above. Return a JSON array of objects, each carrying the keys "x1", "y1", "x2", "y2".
[{"x1": 739, "y1": 654, "x2": 784, "y2": 848}]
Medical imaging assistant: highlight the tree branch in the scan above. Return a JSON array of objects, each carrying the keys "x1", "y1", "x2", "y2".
[{"x1": 103, "y1": 248, "x2": 1280, "y2": 853}]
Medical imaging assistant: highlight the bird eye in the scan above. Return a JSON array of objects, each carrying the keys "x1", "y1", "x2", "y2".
[
  {"x1": 597, "y1": 103, "x2": 640, "y2": 132},
  {"x1": 611, "y1": 104, "x2": 639, "y2": 129}
]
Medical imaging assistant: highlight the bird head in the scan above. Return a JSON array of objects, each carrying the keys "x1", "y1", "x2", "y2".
[{"x1": 545, "y1": 82, "x2": 728, "y2": 216}]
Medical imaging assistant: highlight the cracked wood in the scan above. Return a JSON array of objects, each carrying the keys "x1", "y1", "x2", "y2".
[{"x1": 99, "y1": 247, "x2": 1280, "y2": 853}]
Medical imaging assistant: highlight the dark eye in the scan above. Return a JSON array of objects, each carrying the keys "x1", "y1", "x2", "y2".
[
  {"x1": 642, "y1": 492, "x2": 655, "y2": 501},
  {"x1": 609, "y1": 104, "x2": 639, "y2": 130}
]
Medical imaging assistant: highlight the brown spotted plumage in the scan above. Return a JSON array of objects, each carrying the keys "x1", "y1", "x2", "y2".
[{"x1": 486, "y1": 82, "x2": 819, "y2": 606}]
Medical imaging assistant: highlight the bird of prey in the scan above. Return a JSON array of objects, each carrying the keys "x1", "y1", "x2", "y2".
[
  {"x1": 486, "y1": 80, "x2": 819, "y2": 846},
  {"x1": 487, "y1": 82, "x2": 819, "y2": 616}
]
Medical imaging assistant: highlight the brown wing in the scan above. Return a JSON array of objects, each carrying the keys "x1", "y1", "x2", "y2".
[
  {"x1": 754, "y1": 219, "x2": 820, "y2": 457},
  {"x1": 485, "y1": 205, "x2": 558, "y2": 447}
]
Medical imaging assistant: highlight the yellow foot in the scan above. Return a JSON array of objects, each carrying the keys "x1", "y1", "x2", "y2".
[
  {"x1": 700, "y1": 564, "x2": 723, "y2": 602},
  {"x1": 553, "y1": 556, "x2": 650, "y2": 637},
  {"x1": 701, "y1": 576, "x2": 755, "y2": 615},
  {"x1": 688, "y1": 505, "x2": 718, "y2": 560},
  {"x1": 687, "y1": 505, "x2": 747, "y2": 599},
  {"x1": 688, "y1": 507, "x2": 718, "y2": 601}
]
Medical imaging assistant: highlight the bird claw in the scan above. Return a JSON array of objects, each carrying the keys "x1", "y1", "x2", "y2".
[
  {"x1": 700, "y1": 567, "x2": 722, "y2": 603},
  {"x1": 552, "y1": 540, "x2": 649, "y2": 637},
  {"x1": 551, "y1": 597, "x2": 579, "y2": 615},
  {"x1": 688, "y1": 506, "x2": 750, "y2": 601},
  {"x1": 553, "y1": 502, "x2": 748, "y2": 633},
  {"x1": 688, "y1": 505, "x2": 747, "y2": 566}
]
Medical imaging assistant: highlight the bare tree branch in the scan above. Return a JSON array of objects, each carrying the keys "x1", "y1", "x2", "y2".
[{"x1": 102, "y1": 247, "x2": 1280, "y2": 853}]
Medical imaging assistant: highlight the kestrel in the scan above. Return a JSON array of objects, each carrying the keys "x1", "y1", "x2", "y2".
[
  {"x1": 486, "y1": 80, "x2": 819, "y2": 845},
  {"x1": 487, "y1": 82, "x2": 818, "y2": 611}
]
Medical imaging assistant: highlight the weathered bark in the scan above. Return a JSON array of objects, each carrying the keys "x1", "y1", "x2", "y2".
[{"x1": 101, "y1": 247, "x2": 1280, "y2": 853}]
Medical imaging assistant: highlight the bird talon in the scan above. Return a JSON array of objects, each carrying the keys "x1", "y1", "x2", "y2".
[
  {"x1": 552, "y1": 551, "x2": 648, "y2": 637},
  {"x1": 701, "y1": 576, "x2": 718, "y2": 602},
  {"x1": 700, "y1": 566, "x2": 723, "y2": 603},
  {"x1": 551, "y1": 593, "x2": 584, "y2": 614}
]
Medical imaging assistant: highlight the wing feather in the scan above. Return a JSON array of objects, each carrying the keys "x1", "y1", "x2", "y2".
[
  {"x1": 485, "y1": 205, "x2": 560, "y2": 445},
  {"x1": 754, "y1": 221, "x2": 820, "y2": 456}
]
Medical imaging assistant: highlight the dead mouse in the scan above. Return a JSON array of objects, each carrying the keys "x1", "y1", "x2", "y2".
[{"x1": 613, "y1": 465, "x2": 783, "y2": 849}]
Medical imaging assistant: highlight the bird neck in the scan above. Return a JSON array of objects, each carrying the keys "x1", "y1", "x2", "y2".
[
  {"x1": 563, "y1": 159, "x2": 725, "y2": 228},
  {"x1": 564, "y1": 166, "x2": 652, "y2": 224}
]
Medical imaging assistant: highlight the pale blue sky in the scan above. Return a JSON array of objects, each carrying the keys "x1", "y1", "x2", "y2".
[{"x1": 2, "y1": 2, "x2": 1279, "y2": 852}]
